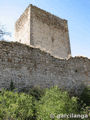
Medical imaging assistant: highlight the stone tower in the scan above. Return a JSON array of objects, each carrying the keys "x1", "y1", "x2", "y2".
[{"x1": 15, "y1": 4, "x2": 71, "y2": 59}]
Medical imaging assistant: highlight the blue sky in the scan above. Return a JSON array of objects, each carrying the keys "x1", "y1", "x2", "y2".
[{"x1": 0, "y1": 0, "x2": 90, "y2": 58}]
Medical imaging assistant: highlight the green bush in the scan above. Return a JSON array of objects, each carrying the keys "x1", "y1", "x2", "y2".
[
  {"x1": 79, "y1": 87, "x2": 90, "y2": 120},
  {"x1": 80, "y1": 87, "x2": 90, "y2": 106},
  {"x1": 28, "y1": 87, "x2": 45, "y2": 119},
  {"x1": 0, "y1": 87, "x2": 89, "y2": 120},
  {"x1": 28, "y1": 87, "x2": 45, "y2": 100},
  {"x1": 0, "y1": 90, "x2": 33, "y2": 120},
  {"x1": 36, "y1": 87, "x2": 79, "y2": 120}
]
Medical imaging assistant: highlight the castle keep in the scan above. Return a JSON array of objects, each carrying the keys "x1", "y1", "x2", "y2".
[
  {"x1": 0, "y1": 5, "x2": 90, "y2": 94},
  {"x1": 15, "y1": 4, "x2": 71, "y2": 59}
]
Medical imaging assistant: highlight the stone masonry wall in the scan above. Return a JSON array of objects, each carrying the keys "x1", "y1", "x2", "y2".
[
  {"x1": 30, "y1": 5, "x2": 71, "y2": 59},
  {"x1": 15, "y1": 6, "x2": 30, "y2": 45},
  {"x1": 0, "y1": 41, "x2": 90, "y2": 94}
]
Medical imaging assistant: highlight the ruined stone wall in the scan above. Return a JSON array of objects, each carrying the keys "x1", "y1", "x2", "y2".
[
  {"x1": 0, "y1": 41, "x2": 90, "y2": 94},
  {"x1": 30, "y1": 5, "x2": 71, "y2": 58},
  {"x1": 15, "y1": 6, "x2": 30, "y2": 45}
]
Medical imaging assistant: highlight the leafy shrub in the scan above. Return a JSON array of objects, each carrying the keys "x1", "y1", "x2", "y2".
[
  {"x1": 28, "y1": 87, "x2": 45, "y2": 119},
  {"x1": 19, "y1": 87, "x2": 45, "y2": 100},
  {"x1": 0, "y1": 90, "x2": 33, "y2": 120},
  {"x1": 0, "y1": 87, "x2": 89, "y2": 120},
  {"x1": 36, "y1": 87, "x2": 79, "y2": 120},
  {"x1": 80, "y1": 87, "x2": 90, "y2": 106},
  {"x1": 79, "y1": 87, "x2": 90, "y2": 120},
  {"x1": 28, "y1": 87, "x2": 45, "y2": 100}
]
